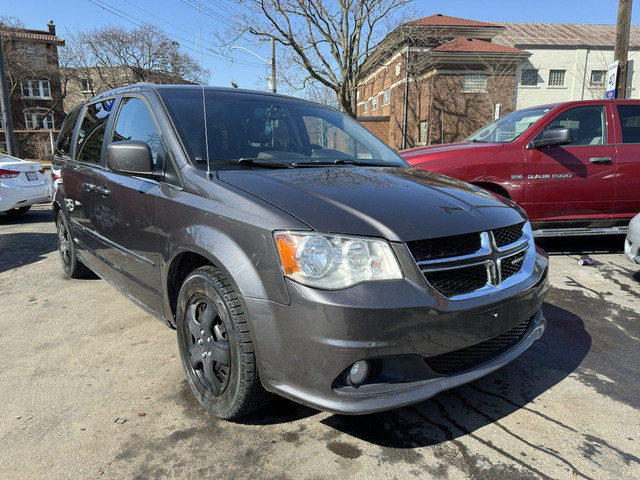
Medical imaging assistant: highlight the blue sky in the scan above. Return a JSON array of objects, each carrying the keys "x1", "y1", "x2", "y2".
[{"x1": 3, "y1": 0, "x2": 638, "y2": 93}]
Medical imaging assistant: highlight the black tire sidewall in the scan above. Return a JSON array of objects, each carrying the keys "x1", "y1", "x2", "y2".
[
  {"x1": 56, "y1": 212, "x2": 75, "y2": 277},
  {"x1": 176, "y1": 269, "x2": 243, "y2": 419}
]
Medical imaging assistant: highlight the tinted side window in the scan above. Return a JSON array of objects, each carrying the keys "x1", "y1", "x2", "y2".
[
  {"x1": 55, "y1": 106, "x2": 82, "y2": 157},
  {"x1": 540, "y1": 106, "x2": 606, "y2": 146},
  {"x1": 617, "y1": 105, "x2": 640, "y2": 143},
  {"x1": 76, "y1": 99, "x2": 114, "y2": 164},
  {"x1": 111, "y1": 97, "x2": 161, "y2": 166}
]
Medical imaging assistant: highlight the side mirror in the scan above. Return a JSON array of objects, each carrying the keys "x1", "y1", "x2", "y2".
[
  {"x1": 106, "y1": 140, "x2": 156, "y2": 175},
  {"x1": 527, "y1": 128, "x2": 572, "y2": 149}
]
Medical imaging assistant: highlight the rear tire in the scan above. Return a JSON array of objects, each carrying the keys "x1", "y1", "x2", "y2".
[
  {"x1": 4, "y1": 206, "x2": 31, "y2": 216},
  {"x1": 176, "y1": 266, "x2": 271, "y2": 420},
  {"x1": 56, "y1": 212, "x2": 90, "y2": 278}
]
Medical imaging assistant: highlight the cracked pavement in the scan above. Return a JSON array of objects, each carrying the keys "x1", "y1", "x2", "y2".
[{"x1": 1, "y1": 207, "x2": 639, "y2": 479}]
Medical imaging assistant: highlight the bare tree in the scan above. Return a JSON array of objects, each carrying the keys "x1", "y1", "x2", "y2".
[
  {"x1": 225, "y1": 0, "x2": 413, "y2": 117},
  {"x1": 66, "y1": 24, "x2": 209, "y2": 92}
]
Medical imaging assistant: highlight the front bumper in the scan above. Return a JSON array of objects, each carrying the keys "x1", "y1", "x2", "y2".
[
  {"x1": 625, "y1": 216, "x2": 640, "y2": 264},
  {"x1": 245, "y1": 252, "x2": 549, "y2": 414}
]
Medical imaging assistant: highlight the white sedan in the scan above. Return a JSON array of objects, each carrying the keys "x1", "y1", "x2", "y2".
[
  {"x1": 0, "y1": 154, "x2": 51, "y2": 216},
  {"x1": 625, "y1": 213, "x2": 640, "y2": 265}
]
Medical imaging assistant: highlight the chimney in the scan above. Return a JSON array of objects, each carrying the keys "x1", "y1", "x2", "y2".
[{"x1": 47, "y1": 20, "x2": 56, "y2": 35}]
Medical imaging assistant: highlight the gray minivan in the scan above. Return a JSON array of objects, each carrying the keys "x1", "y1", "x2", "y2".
[{"x1": 53, "y1": 84, "x2": 549, "y2": 419}]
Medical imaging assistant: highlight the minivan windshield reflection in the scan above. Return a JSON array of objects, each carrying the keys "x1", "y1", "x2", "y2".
[
  {"x1": 159, "y1": 88, "x2": 407, "y2": 170},
  {"x1": 466, "y1": 106, "x2": 555, "y2": 144}
]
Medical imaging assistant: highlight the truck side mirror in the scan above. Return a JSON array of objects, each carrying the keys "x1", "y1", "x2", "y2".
[
  {"x1": 106, "y1": 140, "x2": 156, "y2": 176},
  {"x1": 527, "y1": 128, "x2": 572, "y2": 149}
]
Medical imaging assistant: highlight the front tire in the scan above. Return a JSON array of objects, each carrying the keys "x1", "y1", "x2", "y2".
[
  {"x1": 56, "y1": 212, "x2": 89, "y2": 278},
  {"x1": 176, "y1": 266, "x2": 270, "y2": 419}
]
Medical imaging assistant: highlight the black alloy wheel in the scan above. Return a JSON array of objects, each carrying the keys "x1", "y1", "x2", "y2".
[
  {"x1": 185, "y1": 294, "x2": 232, "y2": 394},
  {"x1": 176, "y1": 266, "x2": 270, "y2": 419},
  {"x1": 56, "y1": 212, "x2": 89, "y2": 278}
]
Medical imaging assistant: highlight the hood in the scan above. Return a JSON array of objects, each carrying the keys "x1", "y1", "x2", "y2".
[
  {"x1": 218, "y1": 167, "x2": 525, "y2": 242},
  {"x1": 401, "y1": 142, "x2": 503, "y2": 163}
]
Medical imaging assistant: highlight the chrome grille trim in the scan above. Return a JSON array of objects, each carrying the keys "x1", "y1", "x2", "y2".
[{"x1": 408, "y1": 222, "x2": 535, "y2": 299}]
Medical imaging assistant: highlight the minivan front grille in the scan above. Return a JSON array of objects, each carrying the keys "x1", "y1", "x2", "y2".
[
  {"x1": 501, "y1": 251, "x2": 526, "y2": 281},
  {"x1": 407, "y1": 232, "x2": 481, "y2": 262},
  {"x1": 425, "y1": 317, "x2": 531, "y2": 375},
  {"x1": 407, "y1": 222, "x2": 530, "y2": 298},
  {"x1": 423, "y1": 264, "x2": 488, "y2": 297},
  {"x1": 494, "y1": 222, "x2": 525, "y2": 248}
]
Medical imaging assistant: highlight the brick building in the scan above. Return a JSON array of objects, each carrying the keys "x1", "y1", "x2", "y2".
[
  {"x1": 0, "y1": 20, "x2": 65, "y2": 131},
  {"x1": 357, "y1": 14, "x2": 529, "y2": 150},
  {"x1": 358, "y1": 15, "x2": 640, "y2": 149}
]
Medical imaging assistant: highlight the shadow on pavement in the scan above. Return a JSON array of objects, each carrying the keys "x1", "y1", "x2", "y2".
[
  {"x1": 0, "y1": 231, "x2": 57, "y2": 273},
  {"x1": 319, "y1": 301, "x2": 590, "y2": 448}
]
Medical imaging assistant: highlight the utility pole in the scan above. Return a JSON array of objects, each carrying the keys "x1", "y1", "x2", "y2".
[
  {"x1": 0, "y1": 35, "x2": 17, "y2": 156},
  {"x1": 614, "y1": 0, "x2": 633, "y2": 99},
  {"x1": 271, "y1": 38, "x2": 276, "y2": 93}
]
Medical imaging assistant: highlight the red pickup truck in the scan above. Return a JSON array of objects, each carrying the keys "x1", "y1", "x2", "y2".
[{"x1": 401, "y1": 100, "x2": 640, "y2": 235}]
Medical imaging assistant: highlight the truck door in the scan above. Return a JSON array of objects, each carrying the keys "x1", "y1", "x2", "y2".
[
  {"x1": 612, "y1": 103, "x2": 640, "y2": 220},
  {"x1": 523, "y1": 104, "x2": 616, "y2": 224}
]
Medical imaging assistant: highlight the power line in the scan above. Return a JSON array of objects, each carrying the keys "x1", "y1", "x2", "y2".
[{"x1": 86, "y1": 0, "x2": 265, "y2": 68}]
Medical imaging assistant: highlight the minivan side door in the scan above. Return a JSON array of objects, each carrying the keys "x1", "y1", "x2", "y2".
[
  {"x1": 62, "y1": 98, "x2": 116, "y2": 270},
  {"x1": 92, "y1": 94, "x2": 165, "y2": 316},
  {"x1": 613, "y1": 103, "x2": 640, "y2": 220},
  {"x1": 522, "y1": 104, "x2": 616, "y2": 224}
]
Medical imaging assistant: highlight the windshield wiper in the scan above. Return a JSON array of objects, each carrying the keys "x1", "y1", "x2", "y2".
[
  {"x1": 236, "y1": 158, "x2": 293, "y2": 169},
  {"x1": 291, "y1": 159, "x2": 390, "y2": 167}
]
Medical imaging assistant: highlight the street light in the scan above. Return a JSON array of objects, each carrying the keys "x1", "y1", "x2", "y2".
[{"x1": 232, "y1": 40, "x2": 276, "y2": 93}]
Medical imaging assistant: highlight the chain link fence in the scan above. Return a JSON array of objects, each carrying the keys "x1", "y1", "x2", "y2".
[{"x1": 0, "y1": 130, "x2": 59, "y2": 165}]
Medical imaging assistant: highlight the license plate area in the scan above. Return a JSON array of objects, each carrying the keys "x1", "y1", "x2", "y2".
[{"x1": 26, "y1": 172, "x2": 37, "y2": 181}]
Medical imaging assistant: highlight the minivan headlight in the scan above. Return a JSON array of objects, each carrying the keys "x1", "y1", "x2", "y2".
[{"x1": 274, "y1": 231, "x2": 403, "y2": 289}]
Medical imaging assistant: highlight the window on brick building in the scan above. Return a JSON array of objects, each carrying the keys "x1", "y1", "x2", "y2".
[
  {"x1": 383, "y1": 89, "x2": 390, "y2": 105},
  {"x1": 24, "y1": 108, "x2": 55, "y2": 130},
  {"x1": 372, "y1": 95, "x2": 378, "y2": 110},
  {"x1": 21, "y1": 79, "x2": 52, "y2": 99},
  {"x1": 419, "y1": 120, "x2": 429, "y2": 145},
  {"x1": 461, "y1": 75, "x2": 487, "y2": 93},
  {"x1": 80, "y1": 78, "x2": 95, "y2": 93},
  {"x1": 363, "y1": 100, "x2": 369, "y2": 113}
]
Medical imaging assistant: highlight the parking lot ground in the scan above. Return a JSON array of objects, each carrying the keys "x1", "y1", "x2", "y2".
[{"x1": 1, "y1": 206, "x2": 639, "y2": 480}]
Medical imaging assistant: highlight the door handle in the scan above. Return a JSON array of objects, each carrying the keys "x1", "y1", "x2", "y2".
[
  {"x1": 589, "y1": 157, "x2": 612, "y2": 165},
  {"x1": 95, "y1": 186, "x2": 111, "y2": 196},
  {"x1": 83, "y1": 182, "x2": 96, "y2": 192}
]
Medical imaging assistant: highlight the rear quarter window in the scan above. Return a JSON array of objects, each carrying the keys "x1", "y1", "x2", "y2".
[
  {"x1": 617, "y1": 105, "x2": 640, "y2": 143},
  {"x1": 56, "y1": 106, "x2": 82, "y2": 158},
  {"x1": 76, "y1": 99, "x2": 114, "y2": 164}
]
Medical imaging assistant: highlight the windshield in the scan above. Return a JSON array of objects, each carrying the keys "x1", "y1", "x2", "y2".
[
  {"x1": 159, "y1": 88, "x2": 407, "y2": 169},
  {"x1": 465, "y1": 106, "x2": 555, "y2": 143}
]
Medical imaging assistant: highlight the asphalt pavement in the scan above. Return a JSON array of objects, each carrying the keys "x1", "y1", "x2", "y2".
[{"x1": 1, "y1": 206, "x2": 639, "y2": 479}]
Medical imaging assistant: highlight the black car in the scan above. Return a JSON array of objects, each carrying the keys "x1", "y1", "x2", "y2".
[{"x1": 53, "y1": 84, "x2": 549, "y2": 419}]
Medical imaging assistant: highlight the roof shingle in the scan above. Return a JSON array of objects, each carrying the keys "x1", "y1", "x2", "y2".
[
  {"x1": 494, "y1": 22, "x2": 640, "y2": 47},
  {"x1": 0, "y1": 30, "x2": 65, "y2": 46},
  {"x1": 407, "y1": 14, "x2": 500, "y2": 28},
  {"x1": 432, "y1": 36, "x2": 529, "y2": 54}
]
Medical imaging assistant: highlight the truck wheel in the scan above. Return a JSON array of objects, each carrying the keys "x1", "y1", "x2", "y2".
[
  {"x1": 4, "y1": 206, "x2": 31, "y2": 216},
  {"x1": 56, "y1": 212, "x2": 90, "y2": 278},
  {"x1": 176, "y1": 266, "x2": 271, "y2": 420}
]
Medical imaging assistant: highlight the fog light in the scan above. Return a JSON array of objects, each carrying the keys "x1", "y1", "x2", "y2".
[{"x1": 349, "y1": 360, "x2": 370, "y2": 386}]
